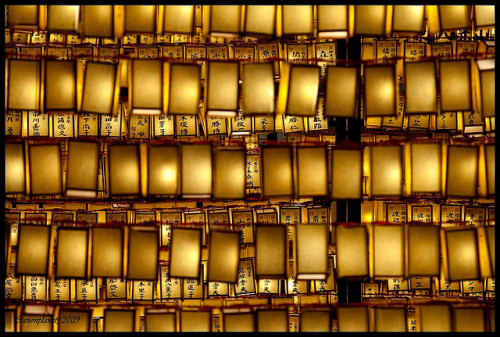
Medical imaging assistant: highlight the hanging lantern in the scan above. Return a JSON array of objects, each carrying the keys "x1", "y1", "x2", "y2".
[
  {"x1": 81, "y1": 5, "x2": 113, "y2": 38},
  {"x1": 7, "y1": 59, "x2": 41, "y2": 111},
  {"x1": 163, "y1": 5, "x2": 195, "y2": 34},
  {"x1": 317, "y1": 5, "x2": 349, "y2": 38},
  {"x1": 91, "y1": 227, "x2": 123, "y2": 278},
  {"x1": 55, "y1": 228, "x2": 88, "y2": 279},
  {"x1": 127, "y1": 228, "x2": 159, "y2": 281},
  {"x1": 104, "y1": 310, "x2": 135, "y2": 332},
  {"x1": 244, "y1": 5, "x2": 276, "y2": 36}
]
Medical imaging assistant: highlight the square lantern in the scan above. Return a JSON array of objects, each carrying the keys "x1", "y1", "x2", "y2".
[
  {"x1": 47, "y1": 5, "x2": 79, "y2": 33},
  {"x1": 148, "y1": 145, "x2": 179, "y2": 196},
  {"x1": 331, "y1": 148, "x2": 363, "y2": 199},
  {"x1": 81, "y1": 62, "x2": 120, "y2": 115},
  {"x1": 81, "y1": 5, "x2": 113, "y2": 37},
  {"x1": 130, "y1": 59, "x2": 164, "y2": 115},
  {"x1": 325, "y1": 66, "x2": 359, "y2": 118},
  {"x1": 55, "y1": 228, "x2": 88, "y2": 279},
  {"x1": 16, "y1": 225, "x2": 51, "y2": 275},
  {"x1": 404, "y1": 61, "x2": 437, "y2": 114},
  {"x1": 370, "y1": 145, "x2": 403, "y2": 197},
  {"x1": 453, "y1": 307, "x2": 486, "y2": 332},
  {"x1": 108, "y1": 145, "x2": 140, "y2": 196},
  {"x1": 244, "y1": 5, "x2": 276, "y2": 36},
  {"x1": 91, "y1": 227, "x2": 123, "y2": 278},
  {"x1": 354, "y1": 5, "x2": 387, "y2": 36},
  {"x1": 59, "y1": 310, "x2": 91, "y2": 332},
  {"x1": 224, "y1": 312, "x2": 255, "y2": 332},
  {"x1": 169, "y1": 227, "x2": 202, "y2": 278},
  {"x1": 7, "y1": 5, "x2": 39, "y2": 29},
  {"x1": 300, "y1": 310, "x2": 331, "y2": 332},
  {"x1": 373, "y1": 225, "x2": 404, "y2": 278},
  {"x1": 145, "y1": 312, "x2": 176, "y2": 332},
  {"x1": 207, "y1": 230, "x2": 241, "y2": 282},
  {"x1": 297, "y1": 147, "x2": 328, "y2": 197},
  {"x1": 257, "y1": 310, "x2": 289, "y2": 332},
  {"x1": 66, "y1": 141, "x2": 99, "y2": 198},
  {"x1": 335, "y1": 225, "x2": 369, "y2": 278},
  {"x1": 7, "y1": 59, "x2": 41, "y2": 111},
  {"x1": 296, "y1": 224, "x2": 328, "y2": 280},
  {"x1": 127, "y1": 228, "x2": 159, "y2": 280},
  {"x1": 317, "y1": 5, "x2": 349, "y2": 38},
  {"x1": 407, "y1": 224, "x2": 440, "y2": 276},
  {"x1": 29, "y1": 144, "x2": 62, "y2": 195},
  {"x1": 485, "y1": 144, "x2": 495, "y2": 196},
  {"x1": 104, "y1": 310, "x2": 135, "y2": 332},
  {"x1": 180, "y1": 144, "x2": 212, "y2": 198},
  {"x1": 212, "y1": 149, "x2": 246, "y2": 199},
  {"x1": 445, "y1": 228, "x2": 480, "y2": 281},
  {"x1": 410, "y1": 143, "x2": 442, "y2": 194},
  {"x1": 242, "y1": 63, "x2": 275, "y2": 115},
  {"x1": 210, "y1": 5, "x2": 241, "y2": 37},
  {"x1": 446, "y1": 146, "x2": 478, "y2": 197},
  {"x1": 364, "y1": 65, "x2": 397, "y2": 116},
  {"x1": 167, "y1": 63, "x2": 201, "y2": 115},
  {"x1": 282, "y1": 65, "x2": 320, "y2": 117},
  {"x1": 124, "y1": 5, "x2": 156, "y2": 33},
  {"x1": 180, "y1": 311, "x2": 211, "y2": 332},
  {"x1": 261, "y1": 147, "x2": 293, "y2": 197},
  {"x1": 374, "y1": 307, "x2": 407, "y2": 332},
  {"x1": 163, "y1": 5, "x2": 194, "y2": 34},
  {"x1": 207, "y1": 61, "x2": 239, "y2": 117},
  {"x1": 281, "y1": 5, "x2": 313, "y2": 36},
  {"x1": 392, "y1": 5, "x2": 425, "y2": 33},
  {"x1": 439, "y1": 60, "x2": 472, "y2": 112},
  {"x1": 5, "y1": 143, "x2": 25, "y2": 194},
  {"x1": 438, "y1": 5, "x2": 471, "y2": 31},
  {"x1": 419, "y1": 305, "x2": 452, "y2": 332},
  {"x1": 45, "y1": 60, "x2": 77, "y2": 112},
  {"x1": 255, "y1": 225, "x2": 286, "y2": 278},
  {"x1": 474, "y1": 5, "x2": 495, "y2": 28},
  {"x1": 477, "y1": 59, "x2": 495, "y2": 118},
  {"x1": 337, "y1": 306, "x2": 369, "y2": 332}
]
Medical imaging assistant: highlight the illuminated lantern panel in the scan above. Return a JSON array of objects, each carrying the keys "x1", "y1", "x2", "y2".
[
  {"x1": 392, "y1": 5, "x2": 424, "y2": 33},
  {"x1": 164, "y1": 5, "x2": 194, "y2": 34},
  {"x1": 282, "y1": 5, "x2": 313, "y2": 36}
]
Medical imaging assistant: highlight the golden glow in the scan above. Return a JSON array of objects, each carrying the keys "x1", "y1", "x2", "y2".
[
  {"x1": 244, "y1": 5, "x2": 276, "y2": 36},
  {"x1": 7, "y1": 60, "x2": 41, "y2": 111},
  {"x1": 168, "y1": 63, "x2": 200, "y2": 115},
  {"x1": 286, "y1": 65, "x2": 320, "y2": 117},
  {"x1": 438, "y1": 5, "x2": 470, "y2": 31},
  {"x1": 164, "y1": 5, "x2": 194, "y2": 34},
  {"x1": 5, "y1": 143, "x2": 25, "y2": 194},
  {"x1": 242, "y1": 63, "x2": 275, "y2": 115},
  {"x1": 392, "y1": 5, "x2": 424, "y2": 33},
  {"x1": 439, "y1": 60, "x2": 472, "y2": 112},
  {"x1": 370, "y1": 146, "x2": 402, "y2": 197},
  {"x1": 410, "y1": 143, "x2": 441, "y2": 194},
  {"x1": 446, "y1": 146, "x2": 478, "y2": 197},
  {"x1": 170, "y1": 227, "x2": 202, "y2": 278},
  {"x1": 364, "y1": 65, "x2": 396, "y2": 116},
  {"x1": 445, "y1": 229, "x2": 480, "y2": 281},
  {"x1": 281, "y1": 5, "x2": 313, "y2": 35}
]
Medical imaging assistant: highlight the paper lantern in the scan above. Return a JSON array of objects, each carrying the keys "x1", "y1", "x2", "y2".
[
  {"x1": 45, "y1": 60, "x2": 77, "y2": 111},
  {"x1": 91, "y1": 227, "x2": 123, "y2": 278},
  {"x1": 124, "y1": 5, "x2": 156, "y2": 33},
  {"x1": 255, "y1": 225, "x2": 286, "y2": 278},
  {"x1": 81, "y1": 5, "x2": 113, "y2": 37},
  {"x1": 244, "y1": 5, "x2": 276, "y2": 36},
  {"x1": 439, "y1": 60, "x2": 472, "y2": 112},
  {"x1": 354, "y1": 5, "x2": 386, "y2": 36},
  {"x1": 477, "y1": 59, "x2": 495, "y2": 118},
  {"x1": 223, "y1": 312, "x2": 255, "y2": 332},
  {"x1": 104, "y1": 310, "x2": 135, "y2": 332},
  {"x1": 317, "y1": 5, "x2": 348, "y2": 38},
  {"x1": 167, "y1": 63, "x2": 200, "y2": 115},
  {"x1": 29, "y1": 144, "x2": 62, "y2": 195},
  {"x1": 180, "y1": 144, "x2": 212, "y2": 198},
  {"x1": 6, "y1": 5, "x2": 38, "y2": 29},
  {"x1": 81, "y1": 62, "x2": 120, "y2": 115},
  {"x1": 373, "y1": 225, "x2": 404, "y2": 277},
  {"x1": 207, "y1": 230, "x2": 240, "y2": 282},
  {"x1": 58, "y1": 310, "x2": 91, "y2": 332},
  {"x1": 300, "y1": 309, "x2": 331, "y2": 332},
  {"x1": 407, "y1": 224, "x2": 440, "y2": 276},
  {"x1": 130, "y1": 59, "x2": 164, "y2": 115},
  {"x1": 180, "y1": 311, "x2": 211, "y2": 332},
  {"x1": 284, "y1": 65, "x2": 320, "y2": 117},
  {"x1": 337, "y1": 306, "x2": 369, "y2": 332},
  {"x1": 169, "y1": 227, "x2": 202, "y2": 278},
  {"x1": 16, "y1": 225, "x2": 50, "y2": 275},
  {"x1": 5, "y1": 310, "x2": 15, "y2": 332},
  {"x1": 145, "y1": 312, "x2": 176, "y2": 332},
  {"x1": 47, "y1": 5, "x2": 79, "y2": 32},
  {"x1": 281, "y1": 5, "x2": 313, "y2": 35},
  {"x1": 331, "y1": 148, "x2": 363, "y2": 199},
  {"x1": 296, "y1": 147, "x2": 328, "y2": 197},
  {"x1": 374, "y1": 307, "x2": 407, "y2": 332},
  {"x1": 453, "y1": 307, "x2": 486, "y2": 332},
  {"x1": 127, "y1": 228, "x2": 159, "y2": 280},
  {"x1": 410, "y1": 143, "x2": 442, "y2": 194},
  {"x1": 207, "y1": 61, "x2": 239, "y2": 117},
  {"x1": 163, "y1": 5, "x2": 194, "y2": 34},
  {"x1": 7, "y1": 59, "x2": 41, "y2": 111},
  {"x1": 108, "y1": 145, "x2": 140, "y2": 196},
  {"x1": 404, "y1": 61, "x2": 437, "y2": 114},
  {"x1": 364, "y1": 65, "x2": 397, "y2": 116},
  {"x1": 419, "y1": 305, "x2": 452, "y2": 332},
  {"x1": 485, "y1": 226, "x2": 495, "y2": 276},
  {"x1": 20, "y1": 315, "x2": 53, "y2": 332},
  {"x1": 262, "y1": 147, "x2": 293, "y2": 197},
  {"x1": 325, "y1": 66, "x2": 359, "y2": 118},
  {"x1": 445, "y1": 228, "x2": 480, "y2": 281},
  {"x1": 485, "y1": 144, "x2": 495, "y2": 196},
  {"x1": 212, "y1": 149, "x2": 246, "y2": 199},
  {"x1": 474, "y1": 5, "x2": 495, "y2": 28},
  {"x1": 5, "y1": 143, "x2": 25, "y2": 194},
  {"x1": 257, "y1": 310, "x2": 288, "y2": 332},
  {"x1": 446, "y1": 146, "x2": 478, "y2": 197},
  {"x1": 370, "y1": 145, "x2": 403, "y2": 197},
  {"x1": 392, "y1": 5, "x2": 425, "y2": 33},
  {"x1": 335, "y1": 225, "x2": 369, "y2": 278},
  {"x1": 66, "y1": 141, "x2": 99, "y2": 198},
  {"x1": 148, "y1": 145, "x2": 179, "y2": 196},
  {"x1": 438, "y1": 5, "x2": 471, "y2": 31},
  {"x1": 296, "y1": 224, "x2": 328, "y2": 280},
  {"x1": 210, "y1": 5, "x2": 241, "y2": 36},
  {"x1": 56, "y1": 228, "x2": 88, "y2": 278},
  {"x1": 242, "y1": 63, "x2": 275, "y2": 115}
]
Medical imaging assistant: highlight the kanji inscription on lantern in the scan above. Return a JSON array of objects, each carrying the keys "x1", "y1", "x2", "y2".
[
  {"x1": 100, "y1": 110, "x2": 122, "y2": 138},
  {"x1": 386, "y1": 203, "x2": 407, "y2": 223},
  {"x1": 76, "y1": 278, "x2": 97, "y2": 301},
  {"x1": 129, "y1": 114, "x2": 150, "y2": 139},
  {"x1": 232, "y1": 210, "x2": 254, "y2": 244},
  {"x1": 78, "y1": 113, "x2": 99, "y2": 137},
  {"x1": 235, "y1": 259, "x2": 256, "y2": 295},
  {"x1": 132, "y1": 280, "x2": 154, "y2": 301},
  {"x1": 107, "y1": 278, "x2": 127, "y2": 300},
  {"x1": 28, "y1": 111, "x2": 49, "y2": 137},
  {"x1": 49, "y1": 278, "x2": 70, "y2": 302},
  {"x1": 54, "y1": 112, "x2": 74, "y2": 138},
  {"x1": 26, "y1": 275, "x2": 46, "y2": 301},
  {"x1": 411, "y1": 205, "x2": 432, "y2": 223},
  {"x1": 162, "y1": 45, "x2": 184, "y2": 59},
  {"x1": 404, "y1": 42, "x2": 425, "y2": 62},
  {"x1": 5, "y1": 111, "x2": 22, "y2": 137},
  {"x1": 160, "y1": 265, "x2": 182, "y2": 300}
]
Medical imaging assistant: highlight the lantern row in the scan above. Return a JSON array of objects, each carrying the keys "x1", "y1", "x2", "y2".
[
  {"x1": 5, "y1": 57, "x2": 495, "y2": 121},
  {"x1": 8, "y1": 221, "x2": 495, "y2": 283},
  {"x1": 5, "y1": 303, "x2": 495, "y2": 332},
  {"x1": 6, "y1": 5, "x2": 495, "y2": 40},
  {"x1": 5, "y1": 141, "x2": 495, "y2": 199}
]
